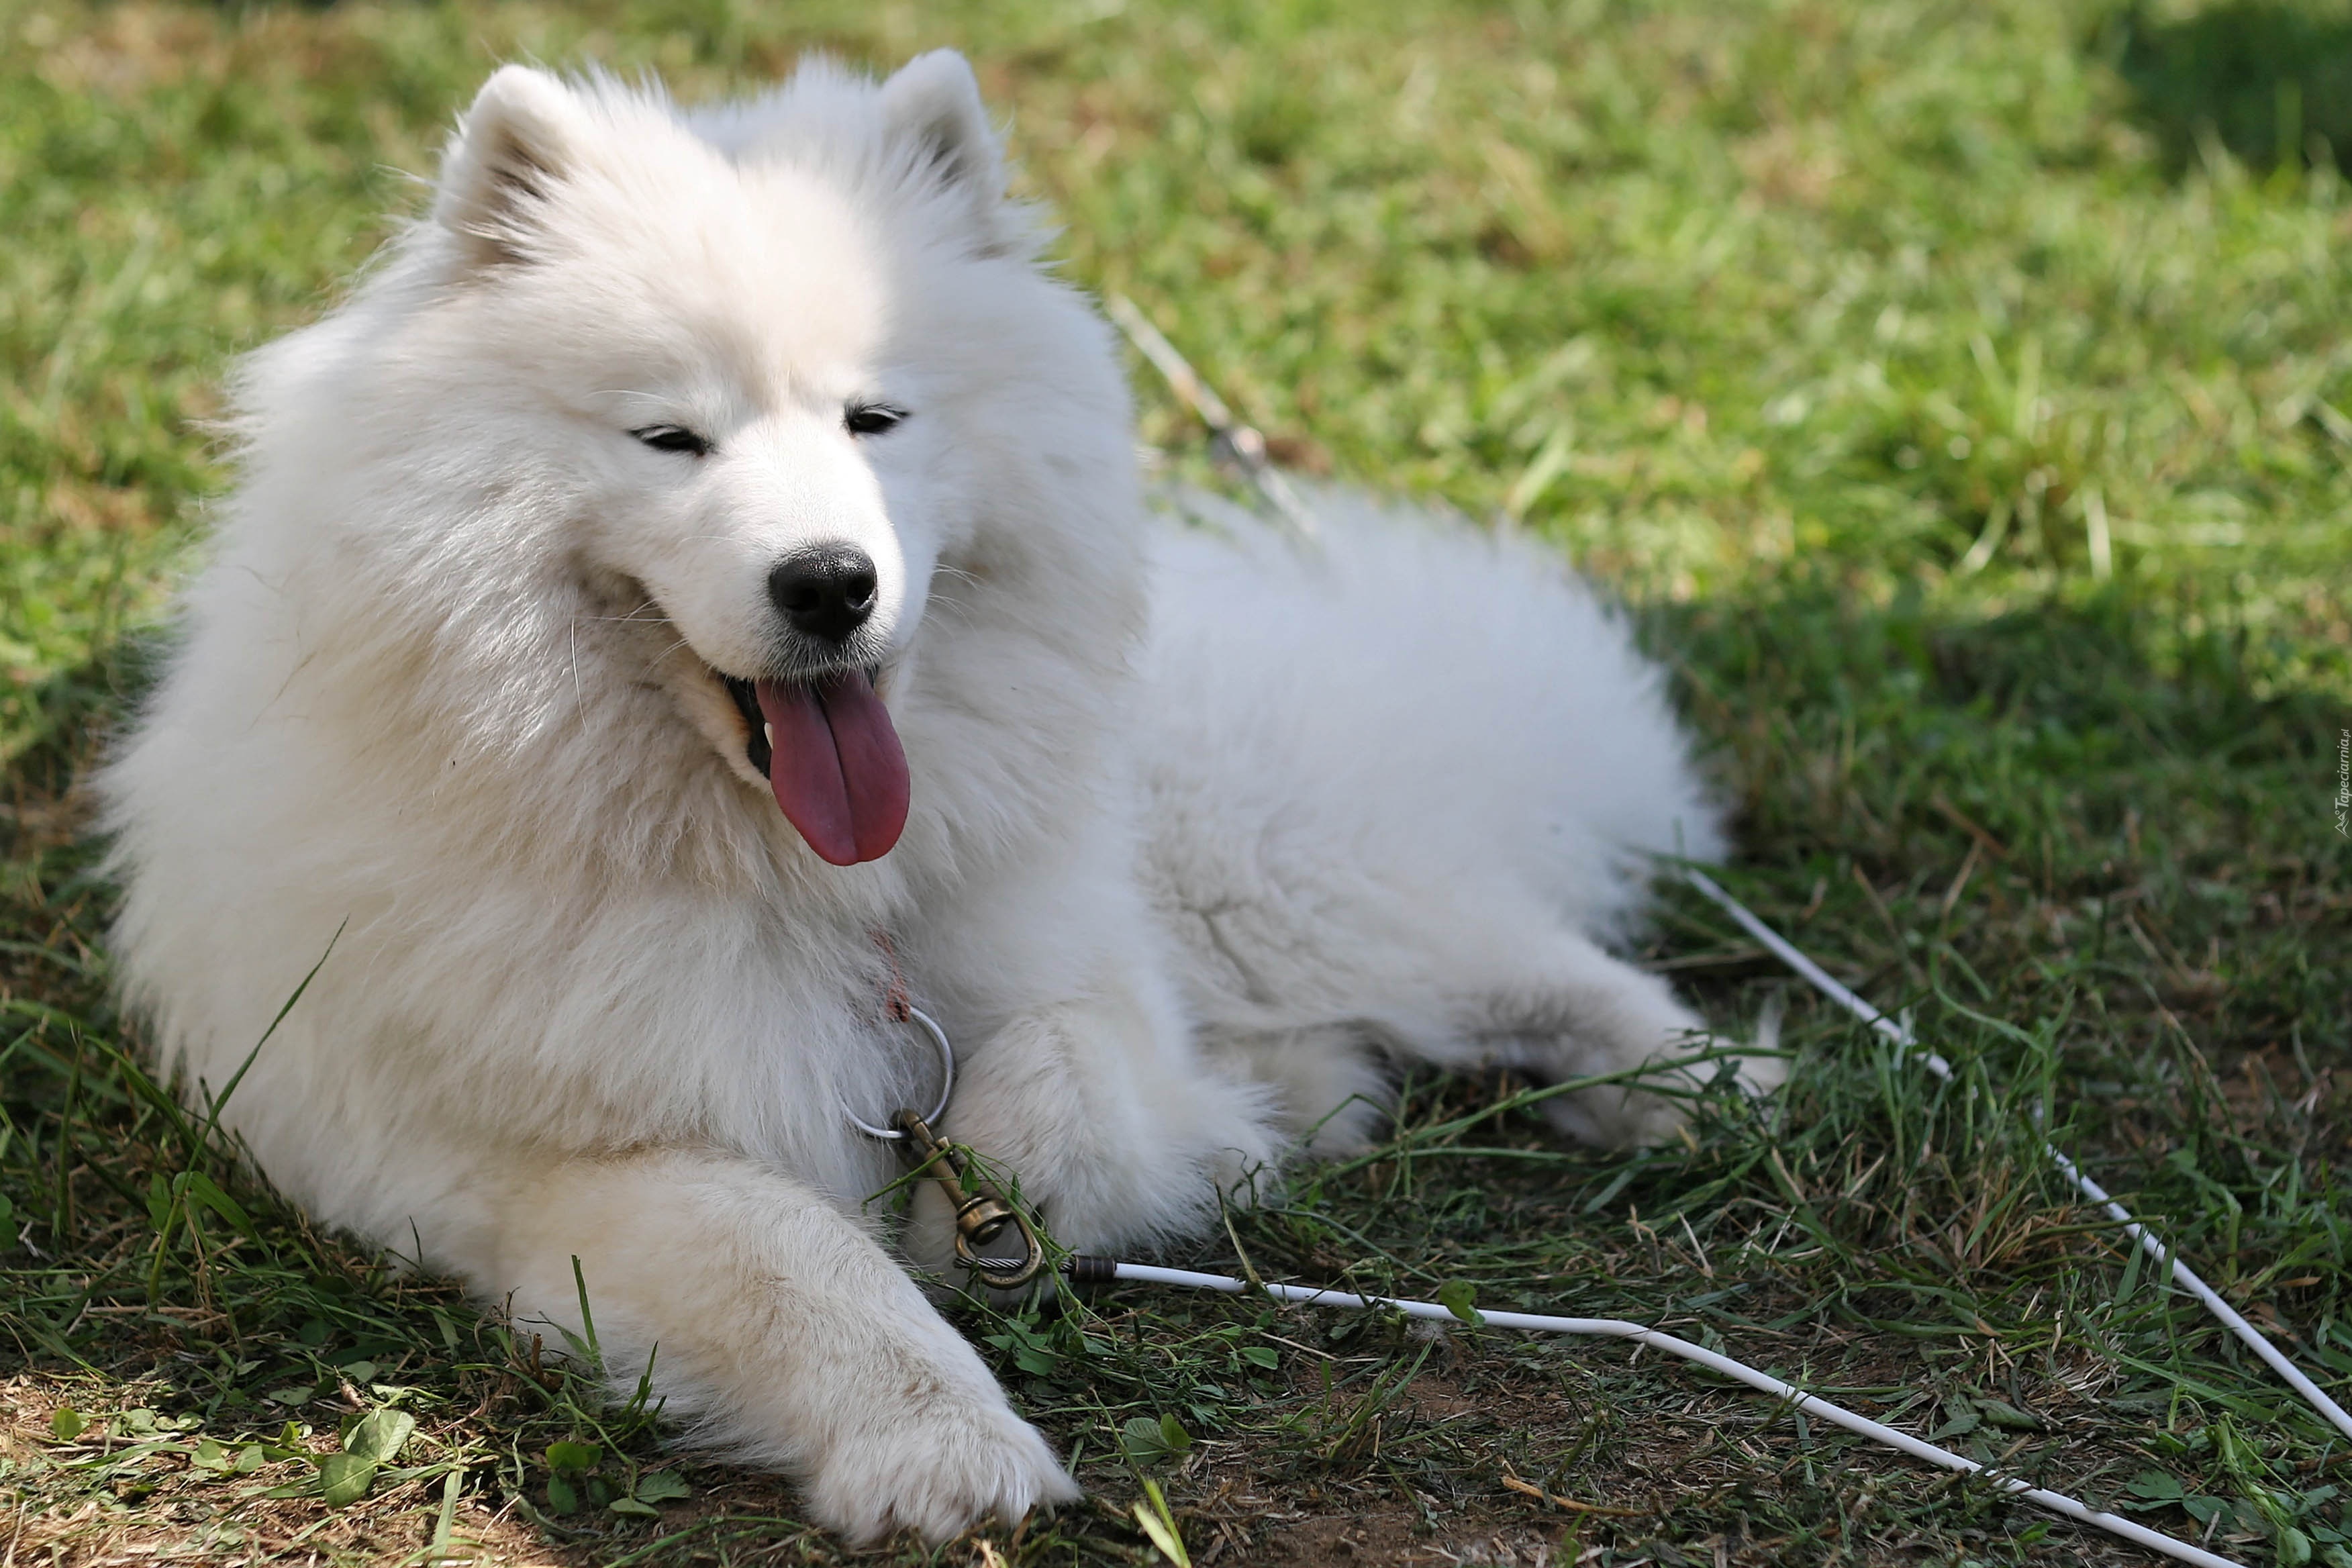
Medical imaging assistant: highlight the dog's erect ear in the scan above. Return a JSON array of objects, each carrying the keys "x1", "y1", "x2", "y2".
[
  {"x1": 878, "y1": 50, "x2": 1014, "y2": 252},
  {"x1": 434, "y1": 66, "x2": 589, "y2": 273}
]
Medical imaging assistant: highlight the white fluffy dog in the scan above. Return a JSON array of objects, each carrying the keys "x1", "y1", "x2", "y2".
[{"x1": 102, "y1": 54, "x2": 1770, "y2": 1543}]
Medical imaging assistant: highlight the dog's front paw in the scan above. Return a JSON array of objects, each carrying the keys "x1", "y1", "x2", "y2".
[{"x1": 804, "y1": 1385, "x2": 1079, "y2": 1545}]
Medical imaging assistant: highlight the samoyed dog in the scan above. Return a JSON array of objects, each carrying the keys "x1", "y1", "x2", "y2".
[{"x1": 102, "y1": 54, "x2": 1774, "y2": 1542}]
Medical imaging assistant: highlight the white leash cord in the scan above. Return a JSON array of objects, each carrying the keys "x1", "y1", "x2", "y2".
[
  {"x1": 1104, "y1": 304, "x2": 2337, "y2": 1546},
  {"x1": 1681, "y1": 866, "x2": 2352, "y2": 1443},
  {"x1": 1071, "y1": 1259, "x2": 2249, "y2": 1568},
  {"x1": 1106, "y1": 293, "x2": 1319, "y2": 541}
]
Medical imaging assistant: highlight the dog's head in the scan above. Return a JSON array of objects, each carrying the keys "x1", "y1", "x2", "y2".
[{"x1": 307, "y1": 56, "x2": 1134, "y2": 869}]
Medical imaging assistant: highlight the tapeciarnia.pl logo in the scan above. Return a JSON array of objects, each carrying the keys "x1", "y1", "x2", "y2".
[{"x1": 2338, "y1": 728, "x2": 2350, "y2": 837}]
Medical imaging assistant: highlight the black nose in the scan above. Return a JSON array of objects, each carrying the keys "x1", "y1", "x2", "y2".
[{"x1": 768, "y1": 545, "x2": 878, "y2": 645}]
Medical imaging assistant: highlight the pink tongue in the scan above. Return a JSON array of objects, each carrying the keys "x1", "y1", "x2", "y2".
[{"x1": 753, "y1": 673, "x2": 910, "y2": 866}]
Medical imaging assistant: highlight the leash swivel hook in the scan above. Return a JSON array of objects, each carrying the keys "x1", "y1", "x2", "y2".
[
  {"x1": 843, "y1": 1003, "x2": 1047, "y2": 1290},
  {"x1": 889, "y1": 1109, "x2": 1047, "y2": 1291}
]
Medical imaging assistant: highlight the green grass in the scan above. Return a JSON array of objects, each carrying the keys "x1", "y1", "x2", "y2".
[{"x1": 3, "y1": 1, "x2": 2349, "y2": 1564}]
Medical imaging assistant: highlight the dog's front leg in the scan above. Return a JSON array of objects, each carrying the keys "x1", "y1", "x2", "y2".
[
  {"x1": 452, "y1": 1146, "x2": 1077, "y2": 1543},
  {"x1": 903, "y1": 942, "x2": 1279, "y2": 1272}
]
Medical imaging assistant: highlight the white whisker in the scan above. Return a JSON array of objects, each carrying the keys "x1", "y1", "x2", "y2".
[{"x1": 568, "y1": 616, "x2": 586, "y2": 718}]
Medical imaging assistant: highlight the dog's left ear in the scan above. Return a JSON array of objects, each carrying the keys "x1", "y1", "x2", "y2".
[
  {"x1": 879, "y1": 50, "x2": 1016, "y2": 254},
  {"x1": 434, "y1": 66, "x2": 594, "y2": 275}
]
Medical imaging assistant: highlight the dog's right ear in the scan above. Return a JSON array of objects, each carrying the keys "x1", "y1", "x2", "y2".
[
  {"x1": 433, "y1": 66, "x2": 589, "y2": 274},
  {"x1": 878, "y1": 51, "x2": 1017, "y2": 255}
]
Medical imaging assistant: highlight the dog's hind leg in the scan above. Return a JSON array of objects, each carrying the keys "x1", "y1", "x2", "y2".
[
  {"x1": 447, "y1": 1146, "x2": 1077, "y2": 1545},
  {"x1": 1412, "y1": 930, "x2": 1783, "y2": 1150}
]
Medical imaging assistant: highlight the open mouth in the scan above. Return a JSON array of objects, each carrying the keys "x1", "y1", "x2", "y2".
[{"x1": 719, "y1": 668, "x2": 910, "y2": 867}]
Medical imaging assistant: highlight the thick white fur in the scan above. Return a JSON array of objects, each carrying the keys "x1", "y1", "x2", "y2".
[
  {"x1": 100, "y1": 55, "x2": 1772, "y2": 1545},
  {"x1": 1142, "y1": 493, "x2": 1749, "y2": 1153}
]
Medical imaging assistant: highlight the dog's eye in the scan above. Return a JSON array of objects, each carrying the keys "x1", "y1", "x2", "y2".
[
  {"x1": 844, "y1": 403, "x2": 905, "y2": 437},
  {"x1": 631, "y1": 425, "x2": 713, "y2": 456}
]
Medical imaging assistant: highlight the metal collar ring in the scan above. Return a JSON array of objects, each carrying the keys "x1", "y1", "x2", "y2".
[{"x1": 842, "y1": 1005, "x2": 956, "y2": 1140}]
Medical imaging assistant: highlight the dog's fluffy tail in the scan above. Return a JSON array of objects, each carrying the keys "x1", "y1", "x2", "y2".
[{"x1": 1147, "y1": 483, "x2": 1725, "y2": 942}]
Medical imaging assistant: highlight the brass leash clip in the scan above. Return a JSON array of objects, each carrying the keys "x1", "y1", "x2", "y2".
[
  {"x1": 890, "y1": 1108, "x2": 1046, "y2": 1290},
  {"x1": 841, "y1": 986, "x2": 1047, "y2": 1290}
]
